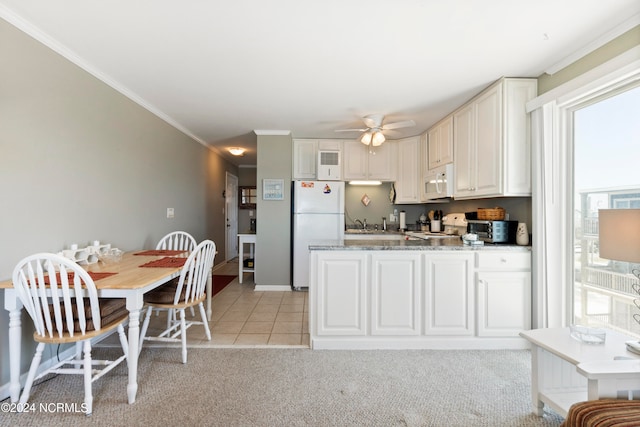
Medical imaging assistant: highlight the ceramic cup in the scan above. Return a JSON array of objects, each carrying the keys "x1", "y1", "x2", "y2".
[{"x1": 516, "y1": 222, "x2": 529, "y2": 246}]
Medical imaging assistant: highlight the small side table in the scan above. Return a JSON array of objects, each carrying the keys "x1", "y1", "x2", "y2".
[
  {"x1": 520, "y1": 327, "x2": 640, "y2": 418},
  {"x1": 238, "y1": 233, "x2": 256, "y2": 284}
]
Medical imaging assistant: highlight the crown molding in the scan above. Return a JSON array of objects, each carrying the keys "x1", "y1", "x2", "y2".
[
  {"x1": 0, "y1": 5, "x2": 211, "y2": 150},
  {"x1": 253, "y1": 130, "x2": 291, "y2": 136},
  {"x1": 545, "y1": 13, "x2": 640, "y2": 75}
]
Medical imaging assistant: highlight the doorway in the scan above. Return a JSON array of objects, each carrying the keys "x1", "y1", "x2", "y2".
[{"x1": 225, "y1": 172, "x2": 239, "y2": 262}]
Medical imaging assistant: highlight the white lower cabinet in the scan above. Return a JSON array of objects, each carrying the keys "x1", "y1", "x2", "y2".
[
  {"x1": 424, "y1": 253, "x2": 474, "y2": 336},
  {"x1": 371, "y1": 252, "x2": 421, "y2": 335},
  {"x1": 314, "y1": 252, "x2": 367, "y2": 336},
  {"x1": 310, "y1": 249, "x2": 531, "y2": 349},
  {"x1": 475, "y1": 252, "x2": 532, "y2": 337}
]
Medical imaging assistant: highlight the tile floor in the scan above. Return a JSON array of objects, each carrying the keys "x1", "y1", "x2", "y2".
[{"x1": 131, "y1": 258, "x2": 309, "y2": 348}]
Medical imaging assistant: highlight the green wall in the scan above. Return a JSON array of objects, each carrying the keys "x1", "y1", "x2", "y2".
[
  {"x1": 256, "y1": 133, "x2": 292, "y2": 288},
  {"x1": 0, "y1": 16, "x2": 236, "y2": 390},
  {"x1": 538, "y1": 25, "x2": 640, "y2": 94}
]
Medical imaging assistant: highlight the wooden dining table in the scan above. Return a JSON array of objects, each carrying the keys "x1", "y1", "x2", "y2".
[{"x1": 0, "y1": 250, "x2": 212, "y2": 405}]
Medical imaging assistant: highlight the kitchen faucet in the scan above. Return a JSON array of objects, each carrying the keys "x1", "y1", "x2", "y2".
[{"x1": 354, "y1": 219, "x2": 367, "y2": 230}]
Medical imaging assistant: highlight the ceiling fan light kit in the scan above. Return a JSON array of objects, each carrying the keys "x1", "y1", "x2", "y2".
[
  {"x1": 337, "y1": 114, "x2": 415, "y2": 146},
  {"x1": 372, "y1": 131, "x2": 385, "y2": 146}
]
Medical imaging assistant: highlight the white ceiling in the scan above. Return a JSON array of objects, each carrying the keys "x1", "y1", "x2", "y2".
[{"x1": 2, "y1": 0, "x2": 639, "y2": 166}]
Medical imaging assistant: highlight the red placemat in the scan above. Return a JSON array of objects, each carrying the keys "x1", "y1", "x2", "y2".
[
  {"x1": 38, "y1": 272, "x2": 117, "y2": 285},
  {"x1": 134, "y1": 250, "x2": 186, "y2": 256},
  {"x1": 139, "y1": 257, "x2": 187, "y2": 268}
]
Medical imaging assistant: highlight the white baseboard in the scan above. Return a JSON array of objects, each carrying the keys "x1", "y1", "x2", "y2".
[
  {"x1": 254, "y1": 285, "x2": 291, "y2": 292},
  {"x1": 311, "y1": 337, "x2": 531, "y2": 350}
]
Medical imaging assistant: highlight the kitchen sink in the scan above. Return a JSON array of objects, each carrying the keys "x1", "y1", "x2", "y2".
[
  {"x1": 345, "y1": 229, "x2": 401, "y2": 234},
  {"x1": 403, "y1": 231, "x2": 461, "y2": 240},
  {"x1": 344, "y1": 230, "x2": 408, "y2": 240}
]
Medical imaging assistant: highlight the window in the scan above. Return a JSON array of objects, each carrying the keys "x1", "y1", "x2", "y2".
[
  {"x1": 239, "y1": 186, "x2": 257, "y2": 209},
  {"x1": 572, "y1": 85, "x2": 640, "y2": 337}
]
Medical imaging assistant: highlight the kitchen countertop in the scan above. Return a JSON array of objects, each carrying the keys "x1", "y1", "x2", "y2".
[{"x1": 309, "y1": 237, "x2": 531, "y2": 251}]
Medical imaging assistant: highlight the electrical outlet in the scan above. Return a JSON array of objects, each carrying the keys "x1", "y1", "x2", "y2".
[
  {"x1": 167, "y1": 208, "x2": 174, "y2": 219},
  {"x1": 249, "y1": 210, "x2": 254, "y2": 217}
]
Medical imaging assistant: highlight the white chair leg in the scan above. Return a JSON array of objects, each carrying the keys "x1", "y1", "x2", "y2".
[
  {"x1": 74, "y1": 341, "x2": 83, "y2": 369},
  {"x1": 83, "y1": 340, "x2": 93, "y2": 416},
  {"x1": 166, "y1": 308, "x2": 174, "y2": 329},
  {"x1": 180, "y1": 309, "x2": 187, "y2": 364},
  {"x1": 198, "y1": 303, "x2": 211, "y2": 341},
  {"x1": 139, "y1": 306, "x2": 153, "y2": 356},
  {"x1": 19, "y1": 342, "x2": 45, "y2": 405},
  {"x1": 117, "y1": 324, "x2": 129, "y2": 360}
]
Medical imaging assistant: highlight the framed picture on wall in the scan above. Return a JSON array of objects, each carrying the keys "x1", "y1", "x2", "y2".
[{"x1": 263, "y1": 179, "x2": 284, "y2": 200}]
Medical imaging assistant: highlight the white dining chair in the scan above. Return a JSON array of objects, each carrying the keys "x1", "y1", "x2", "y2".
[
  {"x1": 156, "y1": 231, "x2": 197, "y2": 252},
  {"x1": 139, "y1": 240, "x2": 215, "y2": 363},
  {"x1": 12, "y1": 253, "x2": 129, "y2": 416},
  {"x1": 155, "y1": 231, "x2": 198, "y2": 321}
]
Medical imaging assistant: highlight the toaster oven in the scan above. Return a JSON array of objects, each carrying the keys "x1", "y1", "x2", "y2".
[{"x1": 466, "y1": 220, "x2": 518, "y2": 243}]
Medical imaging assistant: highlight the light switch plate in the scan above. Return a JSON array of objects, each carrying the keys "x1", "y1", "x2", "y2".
[{"x1": 167, "y1": 208, "x2": 174, "y2": 219}]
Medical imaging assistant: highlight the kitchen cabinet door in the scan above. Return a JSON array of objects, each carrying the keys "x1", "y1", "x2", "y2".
[
  {"x1": 343, "y1": 139, "x2": 395, "y2": 181},
  {"x1": 453, "y1": 104, "x2": 475, "y2": 198},
  {"x1": 476, "y1": 271, "x2": 531, "y2": 337},
  {"x1": 370, "y1": 252, "x2": 421, "y2": 335},
  {"x1": 475, "y1": 251, "x2": 531, "y2": 337},
  {"x1": 313, "y1": 252, "x2": 367, "y2": 336},
  {"x1": 394, "y1": 136, "x2": 421, "y2": 203},
  {"x1": 474, "y1": 84, "x2": 502, "y2": 197},
  {"x1": 424, "y1": 253, "x2": 475, "y2": 336},
  {"x1": 342, "y1": 140, "x2": 368, "y2": 180},
  {"x1": 292, "y1": 139, "x2": 318, "y2": 179},
  {"x1": 427, "y1": 115, "x2": 453, "y2": 170},
  {"x1": 452, "y1": 78, "x2": 536, "y2": 199},
  {"x1": 367, "y1": 142, "x2": 396, "y2": 181}
]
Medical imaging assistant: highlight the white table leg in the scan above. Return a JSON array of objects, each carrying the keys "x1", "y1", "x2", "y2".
[
  {"x1": 238, "y1": 237, "x2": 244, "y2": 284},
  {"x1": 5, "y1": 289, "x2": 22, "y2": 403},
  {"x1": 530, "y1": 345, "x2": 544, "y2": 416},
  {"x1": 126, "y1": 295, "x2": 144, "y2": 404},
  {"x1": 206, "y1": 267, "x2": 212, "y2": 321}
]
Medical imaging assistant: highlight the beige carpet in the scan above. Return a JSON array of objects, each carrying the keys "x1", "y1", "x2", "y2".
[{"x1": 1, "y1": 348, "x2": 564, "y2": 426}]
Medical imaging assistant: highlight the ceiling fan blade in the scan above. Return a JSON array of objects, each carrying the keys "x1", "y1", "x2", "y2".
[
  {"x1": 382, "y1": 129, "x2": 401, "y2": 138},
  {"x1": 335, "y1": 128, "x2": 367, "y2": 133},
  {"x1": 362, "y1": 114, "x2": 384, "y2": 129},
  {"x1": 381, "y1": 119, "x2": 416, "y2": 130}
]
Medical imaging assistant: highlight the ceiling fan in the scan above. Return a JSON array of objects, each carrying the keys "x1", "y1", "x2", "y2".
[{"x1": 335, "y1": 114, "x2": 416, "y2": 146}]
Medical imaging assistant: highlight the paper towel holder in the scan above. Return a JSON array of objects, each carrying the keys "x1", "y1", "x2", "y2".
[{"x1": 399, "y1": 210, "x2": 407, "y2": 231}]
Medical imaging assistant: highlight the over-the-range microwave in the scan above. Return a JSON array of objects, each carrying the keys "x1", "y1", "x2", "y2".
[{"x1": 424, "y1": 163, "x2": 454, "y2": 200}]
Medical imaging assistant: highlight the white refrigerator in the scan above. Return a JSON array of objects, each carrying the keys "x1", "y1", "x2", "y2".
[{"x1": 292, "y1": 180, "x2": 345, "y2": 289}]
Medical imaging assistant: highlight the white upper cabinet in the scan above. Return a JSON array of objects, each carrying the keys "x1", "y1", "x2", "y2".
[
  {"x1": 394, "y1": 136, "x2": 421, "y2": 203},
  {"x1": 426, "y1": 115, "x2": 453, "y2": 170},
  {"x1": 293, "y1": 139, "x2": 344, "y2": 180},
  {"x1": 292, "y1": 139, "x2": 318, "y2": 179},
  {"x1": 453, "y1": 78, "x2": 537, "y2": 199},
  {"x1": 342, "y1": 140, "x2": 396, "y2": 181}
]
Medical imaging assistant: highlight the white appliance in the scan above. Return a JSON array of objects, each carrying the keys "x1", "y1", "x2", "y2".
[
  {"x1": 317, "y1": 150, "x2": 341, "y2": 181},
  {"x1": 292, "y1": 180, "x2": 345, "y2": 289},
  {"x1": 424, "y1": 163, "x2": 454, "y2": 200}
]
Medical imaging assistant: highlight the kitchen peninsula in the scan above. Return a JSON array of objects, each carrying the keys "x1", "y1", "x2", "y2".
[{"x1": 308, "y1": 237, "x2": 531, "y2": 350}]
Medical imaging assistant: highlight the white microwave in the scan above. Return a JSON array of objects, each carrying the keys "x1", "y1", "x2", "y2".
[{"x1": 424, "y1": 163, "x2": 454, "y2": 200}]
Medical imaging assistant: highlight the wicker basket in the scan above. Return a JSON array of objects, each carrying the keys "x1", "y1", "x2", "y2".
[{"x1": 477, "y1": 207, "x2": 505, "y2": 220}]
